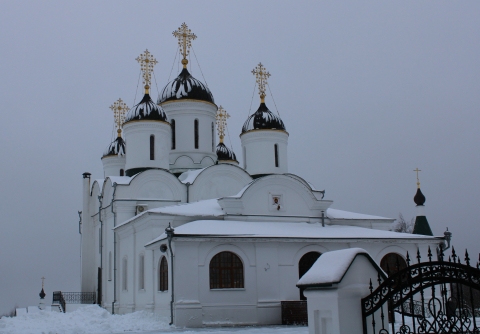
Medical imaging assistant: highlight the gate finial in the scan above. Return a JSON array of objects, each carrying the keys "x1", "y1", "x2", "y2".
[
  {"x1": 465, "y1": 249, "x2": 470, "y2": 266},
  {"x1": 377, "y1": 272, "x2": 382, "y2": 286},
  {"x1": 438, "y1": 247, "x2": 444, "y2": 262}
]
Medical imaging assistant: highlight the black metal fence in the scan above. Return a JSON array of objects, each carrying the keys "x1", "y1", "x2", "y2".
[
  {"x1": 281, "y1": 301, "x2": 308, "y2": 325},
  {"x1": 361, "y1": 247, "x2": 480, "y2": 334},
  {"x1": 52, "y1": 291, "x2": 96, "y2": 313},
  {"x1": 52, "y1": 291, "x2": 66, "y2": 313}
]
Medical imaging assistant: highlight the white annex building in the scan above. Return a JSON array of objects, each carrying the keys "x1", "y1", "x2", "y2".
[{"x1": 80, "y1": 24, "x2": 445, "y2": 327}]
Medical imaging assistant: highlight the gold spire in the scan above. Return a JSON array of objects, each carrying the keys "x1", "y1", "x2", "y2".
[
  {"x1": 215, "y1": 106, "x2": 230, "y2": 144},
  {"x1": 252, "y1": 63, "x2": 271, "y2": 103},
  {"x1": 173, "y1": 23, "x2": 197, "y2": 69},
  {"x1": 110, "y1": 98, "x2": 129, "y2": 137},
  {"x1": 414, "y1": 168, "x2": 422, "y2": 188},
  {"x1": 136, "y1": 49, "x2": 158, "y2": 94}
]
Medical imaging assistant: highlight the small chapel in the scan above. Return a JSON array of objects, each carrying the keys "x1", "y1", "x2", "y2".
[{"x1": 80, "y1": 23, "x2": 445, "y2": 327}]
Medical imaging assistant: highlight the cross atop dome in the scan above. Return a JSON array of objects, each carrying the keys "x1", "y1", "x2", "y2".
[
  {"x1": 136, "y1": 49, "x2": 158, "y2": 94},
  {"x1": 173, "y1": 23, "x2": 197, "y2": 69},
  {"x1": 216, "y1": 106, "x2": 230, "y2": 144},
  {"x1": 252, "y1": 63, "x2": 271, "y2": 103},
  {"x1": 414, "y1": 168, "x2": 421, "y2": 188},
  {"x1": 110, "y1": 98, "x2": 129, "y2": 137}
]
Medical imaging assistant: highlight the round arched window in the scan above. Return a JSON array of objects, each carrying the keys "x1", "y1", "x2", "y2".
[
  {"x1": 380, "y1": 253, "x2": 407, "y2": 276},
  {"x1": 298, "y1": 251, "x2": 321, "y2": 300},
  {"x1": 209, "y1": 251, "x2": 244, "y2": 289}
]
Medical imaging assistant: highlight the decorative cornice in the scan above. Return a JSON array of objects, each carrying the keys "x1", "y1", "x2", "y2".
[
  {"x1": 160, "y1": 98, "x2": 217, "y2": 109},
  {"x1": 123, "y1": 120, "x2": 171, "y2": 130},
  {"x1": 240, "y1": 128, "x2": 289, "y2": 139}
]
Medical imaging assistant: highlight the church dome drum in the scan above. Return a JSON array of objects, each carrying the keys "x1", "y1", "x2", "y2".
[
  {"x1": 124, "y1": 93, "x2": 168, "y2": 123},
  {"x1": 101, "y1": 134, "x2": 127, "y2": 177},
  {"x1": 158, "y1": 68, "x2": 214, "y2": 104},
  {"x1": 241, "y1": 102, "x2": 286, "y2": 133}
]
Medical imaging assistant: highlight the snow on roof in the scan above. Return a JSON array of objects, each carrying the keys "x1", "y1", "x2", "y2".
[
  {"x1": 297, "y1": 248, "x2": 383, "y2": 286},
  {"x1": 226, "y1": 180, "x2": 255, "y2": 198},
  {"x1": 114, "y1": 199, "x2": 224, "y2": 230},
  {"x1": 149, "y1": 199, "x2": 224, "y2": 217},
  {"x1": 327, "y1": 208, "x2": 389, "y2": 220},
  {"x1": 178, "y1": 168, "x2": 206, "y2": 184},
  {"x1": 106, "y1": 176, "x2": 131, "y2": 185},
  {"x1": 146, "y1": 220, "x2": 437, "y2": 246}
]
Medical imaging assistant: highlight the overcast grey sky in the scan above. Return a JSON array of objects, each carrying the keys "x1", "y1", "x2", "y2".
[{"x1": 1, "y1": 1, "x2": 479, "y2": 314}]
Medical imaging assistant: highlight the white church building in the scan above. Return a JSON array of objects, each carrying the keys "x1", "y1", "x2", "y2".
[{"x1": 80, "y1": 24, "x2": 445, "y2": 327}]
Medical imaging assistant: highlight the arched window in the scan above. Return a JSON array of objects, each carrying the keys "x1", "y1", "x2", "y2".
[
  {"x1": 194, "y1": 119, "x2": 199, "y2": 149},
  {"x1": 171, "y1": 120, "x2": 176, "y2": 150},
  {"x1": 122, "y1": 257, "x2": 128, "y2": 291},
  {"x1": 298, "y1": 251, "x2": 321, "y2": 300},
  {"x1": 159, "y1": 257, "x2": 168, "y2": 291},
  {"x1": 274, "y1": 144, "x2": 279, "y2": 167},
  {"x1": 380, "y1": 253, "x2": 407, "y2": 276},
  {"x1": 120, "y1": 169, "x2": 124, "y2": 176},
  {"x1": 210, "y1": 251, "x2": 244, "y2": 289},
  {"x1": 211, "y1": 122, "x2": 215, "y2": 152},
  {"x1": 108, "y1": 252, "x2": 112, "y2": 281},
  {"x1": 380, "y1": 253, "x2": 407, "y2": 322},
  {"x1": 139, "y1": 254, "x2": 145, "y2": 290},
  {"x1": 150, "y1": 135, "x2": 155, "y2": 160}
]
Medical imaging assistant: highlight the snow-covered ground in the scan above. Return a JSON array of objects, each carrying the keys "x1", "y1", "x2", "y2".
[{"x1": 0, "y1": 305, "x2": 307, "y2": 334}]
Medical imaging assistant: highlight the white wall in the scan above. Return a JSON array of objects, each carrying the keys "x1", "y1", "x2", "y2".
[
  {"x1": 240, "y1": 130, "x2": 288, "y2": 176},
  {"x1": 123, "y1": 121, "x2": 171, "y2": 173},
  {"x1": 170, "y1": 238, "x2": 439, "y2": 327},
  {"x1": 101, "y1": 155, "x2": 126, "y2": 178},
  {"x1": 188, "y1": 164, "x2": 252, "y2": 202},
  {"x1": 162, "y1": 100, "x2": 217, "y2": 173}
]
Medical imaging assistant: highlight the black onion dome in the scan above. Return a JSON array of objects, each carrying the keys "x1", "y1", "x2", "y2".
[
  {"x1": 241, "y1": 103, "x2": 286, "y2": 133},
  {"x1": 124, "y1": 93, "x2": 168, "y2": 123},
  {"x1": 216, "y1": 142, "x2": 237, "y2": 162},
  {"x1": 103, "y1": 136, "x2": 126, "y2": 157},
  {"x1": 414, "y1": 188, "x2": 426, "y2": 206},
  {"x1": 158, "y1": 68, "x2": 214, "y2": 104}
]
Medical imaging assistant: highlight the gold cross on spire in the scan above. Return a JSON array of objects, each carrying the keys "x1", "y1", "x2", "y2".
[
  {"x1": 252, "y1": 63, "x2": 271, "y2": 103},
  {"x1": 215, "y1": 106, "x2": 230, "y2": 144},
  {"x1": 414, "y1": 168, "x2": 422, "y2": 188},
  {"x1": 173, "y1": 23, "x2": 197, "y2": 69},
  {"x1": 110, "y1": 98, "x2": 129, "y2": 137},
  {"x1": 136, "y1": 49, "x2": 158, "y2": 94}
]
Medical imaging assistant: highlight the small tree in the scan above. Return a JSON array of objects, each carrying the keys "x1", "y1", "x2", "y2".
[{"x1": 390, "y1": 213, "x2": 414, "y2": 233}]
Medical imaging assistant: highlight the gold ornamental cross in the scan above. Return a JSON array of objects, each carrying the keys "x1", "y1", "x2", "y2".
[
  {"x1": 110, "y1": 98, "x2": 129, "y2": 136},
  {"x1": 414, "y1": 168, "x2": 421, "y2": 188},
  {"x1": 136, "y1": 49, "x2": 158, "y2": 92},
  {"x1": 252, "y1": 63, "x2": 271, "y2": 103},
  {"x1": 173, "y1": 23, "x2": 197, "y2": 68},
  {"x1": 215, "y1": 106, "x2": 230, "y2": 143}
]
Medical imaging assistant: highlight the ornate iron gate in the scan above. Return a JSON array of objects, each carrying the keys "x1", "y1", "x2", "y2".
[{"x1": 362, "y1": 247, "x2": 480, "y2": 334}]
